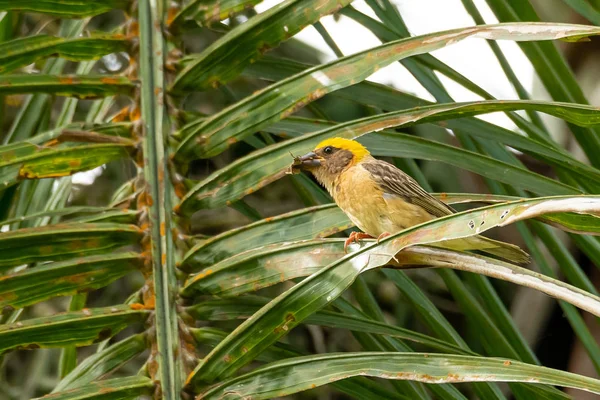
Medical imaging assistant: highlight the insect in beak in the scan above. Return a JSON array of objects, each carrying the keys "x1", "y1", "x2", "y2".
[{"x1": 287, "y1": 151, "x2": 323, "y2": 174}]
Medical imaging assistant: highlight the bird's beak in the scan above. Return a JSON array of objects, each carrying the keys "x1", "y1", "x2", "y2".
[
  {"x1": 289, "y1": 151, "x2": 322, "y2": 174},
  {"x1": 297, "y1": 151, "x2": 322, "y2": 168}
]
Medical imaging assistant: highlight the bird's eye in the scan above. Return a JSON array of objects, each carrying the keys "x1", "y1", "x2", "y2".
[{"x1": 323, "y1": 146, "x2": 333, "y2": 155}]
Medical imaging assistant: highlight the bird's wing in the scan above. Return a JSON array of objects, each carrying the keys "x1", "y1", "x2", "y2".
[{"x1": 361, "y1": 159, "x2": 455, "y2": 217}]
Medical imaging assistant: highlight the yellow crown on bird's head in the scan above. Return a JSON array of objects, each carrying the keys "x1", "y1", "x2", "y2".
[{"x1": 314, "y1": 137, "x2": 370, "y2": 163}]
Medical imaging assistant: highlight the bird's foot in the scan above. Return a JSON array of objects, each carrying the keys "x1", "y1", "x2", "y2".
[
  {"x1": 344, "y1": 231, "x2": 374, "y2": 253},
  {"x1": 376, "y1": 232, "x2": 392, "y2": 244}
]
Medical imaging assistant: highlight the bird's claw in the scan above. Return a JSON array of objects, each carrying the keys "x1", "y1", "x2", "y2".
[
  {"x1": 376, "y1": 232, "x2": 391, "y2": 244},
  {"x1": 344, "y1": 231, "x2": 374, "y2": 253}
]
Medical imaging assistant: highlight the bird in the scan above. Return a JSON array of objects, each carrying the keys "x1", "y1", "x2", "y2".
[{"x1": 290, "y1": 137, "x2": 530, "y2": 264}]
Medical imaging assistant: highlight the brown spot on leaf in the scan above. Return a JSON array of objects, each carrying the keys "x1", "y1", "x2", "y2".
[
  {"x1": 174, "y1": 183, "x2": 187, "y2": 199},
  {"x1": 447, "y1": 373, "x2": 459, "y2": 381},
  {"x1": 111, "y1": 106, "x2": 130, "y2": 122},
  {"x1": 157, "y1": 165, "x2": 164, "y2": 183},
  {"x1": 190, "y1": 268, "x2": 213, "y2": 283},
  {"x1": 5, "y1": 95, "x2": 21, "y2": 106},
  {"x1": 129, "y1": 106, "x2": 141, "y2": 122},
  {"x1": 61, "y1": 273, "x2": 88, "y2": 285},
  {"x1": 166, "y1": 6, "x2": 179, "y2": 26},
  {"x1": 38, "y1": 245, "x2": 55, "y2": 255},
  {"x1": 127, "y1": 21, "x2": 139, "y2": 37},
  {"x1": 143, "y1": 288, "x2": 156, "y2": 309},
  {"x1": 19, "y1": 167, "x2": 72, "y2": 179},
  {"x1": 80, "y1": 238, "x2": 101, "y2": 250},
  {"x1": 59, "y1": 76, "x2": 76, "y2": 84},
  {"x1": 101, "y1": 77, "x2": 122, "y2": 85},
  {"x1": 147, "y1": 368, "x2": 160, "y2": 388},
  {"x1": 258, "y1": 42, "x2": 271, "y2": 55},
  {"x1": 185, "y1": 371, "x2": 194, "y2": 386},
  {"x1": 281, "y1": 89, "x2": 327, "y2": 119},
  {"x1": 0, "y1": 292, "x2": 17, "y2": 303},
  {"x1": 44, "y1": 139, "x2": 60, "y2": 147}
]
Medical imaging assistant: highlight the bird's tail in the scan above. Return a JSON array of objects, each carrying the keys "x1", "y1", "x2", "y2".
[{"x1": 433, "y1": 235, "x2": 530, "y2": 265}]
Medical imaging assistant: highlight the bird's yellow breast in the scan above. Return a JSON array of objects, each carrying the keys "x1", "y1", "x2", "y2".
[{"x1": 333, "y1": 164, "x2": 433, "y2": 237}]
